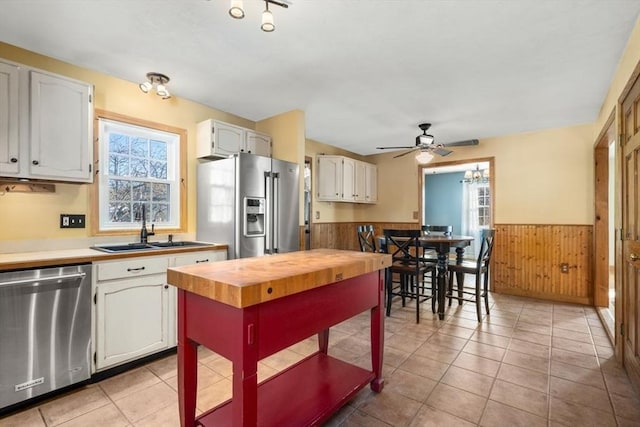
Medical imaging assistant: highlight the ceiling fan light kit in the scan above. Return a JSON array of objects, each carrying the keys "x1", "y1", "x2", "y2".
[{"x1": 376, "y1": 123, "x2": 479, "y2": 163}]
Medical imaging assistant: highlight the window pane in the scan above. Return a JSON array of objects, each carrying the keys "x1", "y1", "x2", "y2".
[
  {"x1": 150, "y1": 160, "x2": 167, "y2": 179},
  {"x1": 109, "y1": 202, "x2": 131, "y2": 222},
  {"x1": 150, "y1": 140, "x2": 167, "y2": 160},
  {"x1": 131, "y1": 137, "x2": 149, "y2": 157},
  {"x1": 109, "y1": 154, "x2": 129, "y2": 176},
  {"x1": 109, "y1": 133, "x2": 129, "y2": 154},
  {"x1": 109, "y1": 179, "x2": 131, "y2": 201},
  {"x1": 132, "y1": 181, "x2": 150, "y2": 201},
  {"x1": 130, "y1": 158, "x2": 149, "y2": 177},
  {"x1": 152, "y1": 203, "x2": 170, "y2": 222},
  {"x1": 152, "y1": 183, "x2": 170, "y2": 202}
]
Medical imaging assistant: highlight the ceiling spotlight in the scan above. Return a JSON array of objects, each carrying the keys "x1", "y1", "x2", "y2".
[
  {"x1": 139, "y1": 72, "x2": 171, "y2": 100},
  {"x1": 261, "y1": 2, "x2": 275, "y2": 32},
  {"x1": 219, "y1": 0, "x2": 288, "y2": 32},
  {"x1": 229, "y1": 0, "x2": 245, "y2": 19}
]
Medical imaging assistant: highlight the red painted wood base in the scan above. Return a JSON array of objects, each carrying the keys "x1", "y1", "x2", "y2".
[{"x1": 178, "y1": 271, "x2": 385, "y2": 427}]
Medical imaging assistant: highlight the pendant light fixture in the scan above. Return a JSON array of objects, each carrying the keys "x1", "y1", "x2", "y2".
[
  {"x1": 261, "y1": 1, "x2": 275, "y2": 32},
  {"x1": 228, "y1": 0, "x2": 244, "y2": 19},
  {"x1": 222, "y1": 0, "x2": 289, "y2": 32}
]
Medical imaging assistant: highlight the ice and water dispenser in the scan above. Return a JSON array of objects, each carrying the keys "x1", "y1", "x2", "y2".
[{"x1": 244, "y1": 197, "x2": 265, "y2": 237}]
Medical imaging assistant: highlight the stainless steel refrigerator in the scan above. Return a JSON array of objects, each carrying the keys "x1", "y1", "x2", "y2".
[{"x1": 197, "y1": 153, "x2": 300, "y2": 259}]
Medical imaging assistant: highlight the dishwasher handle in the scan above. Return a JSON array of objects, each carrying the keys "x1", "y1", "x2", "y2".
[{"x1": 0, "y1": 272, "x2": 86, "y2": 288}]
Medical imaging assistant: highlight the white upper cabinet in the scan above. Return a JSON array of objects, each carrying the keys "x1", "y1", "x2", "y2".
[
  {"x1": 29, "y1": 70, "x2": 93, "y2": 181},
  {"x1": 364, "y1": 162, "x2": 377, "y2": 203},
  {"x1": 0, "y1": 61, "x2": 20, "y2": 175},
  {"x1": 0, "y1": 58, "x2": 93, "y2": 183},
  {"x1": 197, "y1": 119, "x2": 271, "y2": 159},
  {"x1": 317, "y1": 154, "x2": 377, "y2": 204}
]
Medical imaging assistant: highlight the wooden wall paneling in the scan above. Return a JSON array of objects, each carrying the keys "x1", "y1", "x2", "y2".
[{"x1": 493, "y1": 224, "x2": 593, "y2": 304}]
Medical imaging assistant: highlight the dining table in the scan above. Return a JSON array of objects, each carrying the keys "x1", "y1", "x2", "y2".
[{"x1": 380, "y1": 233, "x2": 474, "y2": 320}]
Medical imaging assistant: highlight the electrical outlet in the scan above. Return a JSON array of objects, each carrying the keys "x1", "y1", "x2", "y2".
[
  {"x1": 560, "y1": 263, "x2": 569, "y2": 273},
  {"x1": 60, "y1": 214, "x2": 86, "y2": 229},
  {"x1": 315, "y1": 211, "x2": 320, "y2": 220}
]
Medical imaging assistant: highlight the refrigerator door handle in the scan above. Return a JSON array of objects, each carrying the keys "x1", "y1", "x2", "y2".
[
  {"x1": 272, "y1": 172, "x2": 280, "y2": 253},
  {"x1": 264, "y1": 171, "x2": 272, "y2": 254}
]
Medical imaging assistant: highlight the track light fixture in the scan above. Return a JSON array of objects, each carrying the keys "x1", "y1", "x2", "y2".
[
  {"x1": 139, "y1": 72, "x2": 171, "y2": 99},
  {"x1": 225, "y1": 0, "x2": 289, "y2": 32}
]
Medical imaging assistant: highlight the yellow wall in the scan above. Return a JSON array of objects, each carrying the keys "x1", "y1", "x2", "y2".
[
  {"x1": 366, "y1": 123, "x2": 595, "y2": 225},
  {"x1": 0, "y1": 42, "x2": 283, "y2": 242}
]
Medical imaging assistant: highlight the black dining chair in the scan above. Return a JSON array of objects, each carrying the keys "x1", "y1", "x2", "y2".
[
  {"x1": 357, "y1": 225, "x2": 377, "y2": 253},
  {"x1": 382, "y1": 229, "x2": 436, "y2": 323},
  {"x1": 446, "y1": 229, "x2": 496, "y2": 322}
]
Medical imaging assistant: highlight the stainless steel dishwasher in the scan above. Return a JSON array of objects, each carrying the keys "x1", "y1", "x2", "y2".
[{"x1": 0, "y1": 264, "x2": 91, "y2": 409}]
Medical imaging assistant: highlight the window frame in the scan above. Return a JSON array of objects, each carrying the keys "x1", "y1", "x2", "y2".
[{"x1": 91, "y1": 109, "x2": 187, "y2": 236}]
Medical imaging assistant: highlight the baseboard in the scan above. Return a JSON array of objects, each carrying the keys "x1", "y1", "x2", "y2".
[{"x1": 493, "y1": 287, "x2": 592, "y2": 305}]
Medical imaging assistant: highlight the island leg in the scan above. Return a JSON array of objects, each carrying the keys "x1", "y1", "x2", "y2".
[
  {"x1": 177, "y1": 290, "x2": 197, "y2": 427},
  {"x1": 370, "y1": 270, "x2": 385, "y2": 392},
  {"x1": 318, "y1": 329, "x2": 330, "y2": 354}
]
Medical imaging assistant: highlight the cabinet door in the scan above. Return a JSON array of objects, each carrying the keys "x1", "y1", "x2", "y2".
[
  {"x1": 354, "y1": 160, "x2": 367, "y2": 202},
  {"x1": 213, "y1": 121, "x2": 243, "y2": 157},
  {"x1": 317, "y1": 155, "x2": 343, "y2": 201},
  {"x1": 342, "y1": 157, "x2": 356, "y2": 201},
  {"x1": 365, "y1": 163, "x2": 377, "y2": 203},
  {"x1": 0, "y1": 61, "x2": 20, "y2": 175},
  {"x1": 95, "y1": 275, "x2": 169, "y2": 370},
  {"x1": 29, "y1": 71, "x2": 92, "y2": 182},
  {"x1": 245, "y1": 130, "x2": 271, "y2": 157}
]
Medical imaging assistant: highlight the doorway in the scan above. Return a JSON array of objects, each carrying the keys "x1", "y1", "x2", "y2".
[
  {"x1": 593, "y1": 111, "x2": 617, "y2": 339},
  {"x1": 419, "y1": 158, "x2": 494, "y2": 258}
]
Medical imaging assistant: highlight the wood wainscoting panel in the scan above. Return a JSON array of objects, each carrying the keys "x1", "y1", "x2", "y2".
[
  {"x1": 493, "y1": 224, "x2": 593, "y2": 305},
  {"x1": 310, "y1": 222, "x2": 418, "y2": 252}
]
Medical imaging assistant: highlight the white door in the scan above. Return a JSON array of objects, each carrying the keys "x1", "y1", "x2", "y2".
[
  {"x1": 317, "y1": 155, "x2": 342, "y2": 201},
  {"x1": 245, "y1": 130, "x2": 271, "y2": 157},
  {"x1": 214, "y1": 121, "x2": 244, "y2": 157},
  {"x1": 342, "y1": 157, "x2": 356, "y2": 201}
]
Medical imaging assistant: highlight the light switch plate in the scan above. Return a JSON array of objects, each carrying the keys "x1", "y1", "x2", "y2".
[{"x1": 60, "y1": 214, "x2": 86, "y2": 228}]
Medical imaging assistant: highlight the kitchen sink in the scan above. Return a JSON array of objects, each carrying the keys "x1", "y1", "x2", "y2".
[
  {"x1": 147, "y1": 241, "x2": 210, "y2": 248},
  {"x1": 91, "y1": 241, "x2": 210, "y2": 253},
  {"x1": 91, "y1": 243, "x2": 158, "y2": 253}
]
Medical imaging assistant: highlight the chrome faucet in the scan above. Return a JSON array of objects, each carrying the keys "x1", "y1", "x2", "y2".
[{"x1": 140, "y1": 205, "x2": 155, "y2": 244}]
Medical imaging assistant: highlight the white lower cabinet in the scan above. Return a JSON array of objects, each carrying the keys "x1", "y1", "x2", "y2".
[
  {"x1": 93, "y1": 249, "x2": 226, "y2": 372},
  {"x1": 167, "y1": 250, "x2": 227, "y2": 346}
]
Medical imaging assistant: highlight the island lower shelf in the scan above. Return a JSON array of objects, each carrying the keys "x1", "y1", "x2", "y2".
[{"x1": 197, "y1": 352, "x2": 374, "y2": 426}]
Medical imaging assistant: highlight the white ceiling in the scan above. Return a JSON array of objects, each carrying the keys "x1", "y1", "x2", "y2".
[{"x1": 1, "y1": 1, "x2": 639, "y2": 155}]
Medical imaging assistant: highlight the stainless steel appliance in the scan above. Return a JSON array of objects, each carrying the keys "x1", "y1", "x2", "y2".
[
  {"x1": 0, "y1": 264, "x2": 91, "y2": 409},
  {"x1": 197, "y1": 153, "x2": 299, "y2": 259}
]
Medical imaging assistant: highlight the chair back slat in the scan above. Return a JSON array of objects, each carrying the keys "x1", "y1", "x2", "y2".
[{"x1": 357, "y1": 225, "x2": 377, "y2": 252}]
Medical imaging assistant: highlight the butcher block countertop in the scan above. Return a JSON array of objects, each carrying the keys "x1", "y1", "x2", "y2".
[
  {"x1": 0, "y1": 244, "x2": 228, "y2": 271},
  {"x1": 166, "y1": 248, "x2": 392, "y2": 308}
]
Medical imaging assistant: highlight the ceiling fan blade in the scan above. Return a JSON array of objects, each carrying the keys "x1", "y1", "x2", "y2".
[
  {"x1": 441, "y1": 139, "x2": 479, "y2": 147},
  {"x1": 393, "y1": 148, "x2": 419, "y2": 158},
  {"x1": 433, "y1": 147, "x2": 453, "y2": 156},
  {"x1": 376, "y1": 146, "x2": 416, "y2": 150}
]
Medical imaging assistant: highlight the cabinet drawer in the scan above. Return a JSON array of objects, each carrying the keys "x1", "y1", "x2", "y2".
[
  {"x1": 96, "y1": 256, "x2": 168, "y2": 281},
  {"x1": 173, "y1": 250, "x2": 226, "y2": 267}
]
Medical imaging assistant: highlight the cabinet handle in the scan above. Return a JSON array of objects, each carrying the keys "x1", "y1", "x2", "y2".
[
  {"x1": 195, "y1": 259, "x2": 209, "y2": 263},
  {"x1": 127, "y1": 266, "x2": 146, "y2": 272},
  {"x1": 631, "y1": 254, "x2": 639, "y2": 261},
  {"x1": 32, "y1": 160, "x2": 39, "y2": 165},
  {"x1": 10, "y1": 157, "x2": 17, "y2": 163},
  {"x1": 164, "y1": 285, "x2": 169, "y2": 289}
]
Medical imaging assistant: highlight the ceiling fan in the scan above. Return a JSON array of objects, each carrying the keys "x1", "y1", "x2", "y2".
[{"x1": 376, "y1": 123, "x2": 479, "y2": 159}]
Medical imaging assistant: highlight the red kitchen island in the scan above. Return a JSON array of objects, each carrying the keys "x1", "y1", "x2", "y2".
[{"x1": 166, "y1": 249, "x2": 391, "y2": 427}]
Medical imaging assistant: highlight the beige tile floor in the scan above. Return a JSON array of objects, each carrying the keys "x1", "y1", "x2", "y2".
[{"x1": 2, "y1": 292, "x2": 640, "y2": 426}]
